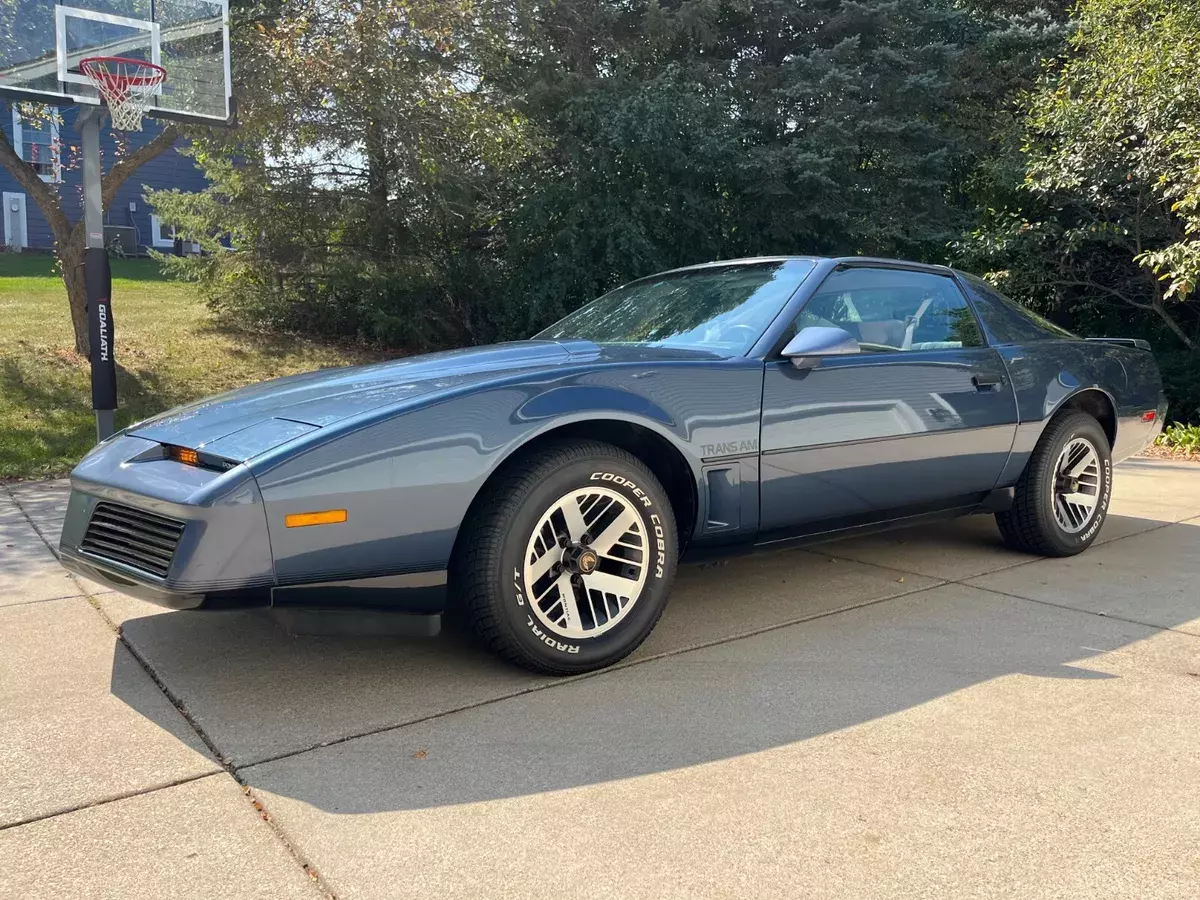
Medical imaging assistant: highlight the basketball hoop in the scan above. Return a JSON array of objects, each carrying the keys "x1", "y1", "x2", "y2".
[{"x1": 79, "y1": 56, "x2": 166, "y2": 132}]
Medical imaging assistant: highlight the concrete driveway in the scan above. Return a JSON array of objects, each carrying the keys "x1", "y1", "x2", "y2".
[{"x1": 2, "y1": 459, "x2": 1198, "y2": 899}]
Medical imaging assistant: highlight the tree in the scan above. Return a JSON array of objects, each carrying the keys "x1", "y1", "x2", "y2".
[
  {"x1": 161, "y1": 0, "x2": 1070, "y2": 345},
  {"x1": 489, "y1": 0, "x2": 1069, "y2": 331},
  {"x1": 961, "y1": 0, "x2": 1200, "y2": 353},
  {"x1": 0, "y1": 107, "x2": 179, "y2": 355},
  {"x1": 150, "y1": 0, "x2": 529, "y2": 348}
]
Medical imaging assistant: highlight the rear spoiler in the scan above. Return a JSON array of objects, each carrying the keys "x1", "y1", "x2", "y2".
[{"x1": 1086, "y1": 337, "x2": 1151, "y2": 351}]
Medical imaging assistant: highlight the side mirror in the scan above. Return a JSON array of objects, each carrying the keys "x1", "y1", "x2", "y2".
[{"x1": 780, "y1": 326, "x2": 860, "y2": 369}]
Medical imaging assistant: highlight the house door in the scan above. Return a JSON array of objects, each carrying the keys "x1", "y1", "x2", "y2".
[{"x1": 3, "y1": 192, "x2": 27, "y2": 251}]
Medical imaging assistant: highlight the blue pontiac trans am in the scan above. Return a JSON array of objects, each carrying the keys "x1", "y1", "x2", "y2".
[{"x1": 59, "y1": 257, "x2": 1166, "y2": 673}]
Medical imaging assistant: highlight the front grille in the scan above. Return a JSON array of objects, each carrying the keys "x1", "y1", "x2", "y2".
[{"x1": 81, "y1": 502, "x2": 185, "y2": 579}]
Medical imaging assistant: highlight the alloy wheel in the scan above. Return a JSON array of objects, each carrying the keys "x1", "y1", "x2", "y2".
[
  {"x1": 1051, "y1": 436, "x2": 1102, "y2": 534},
  {"x1": 522, "y1": 487, "x2": 649, "y2": 639}
]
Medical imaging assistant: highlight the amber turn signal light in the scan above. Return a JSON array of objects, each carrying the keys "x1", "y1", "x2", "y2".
[
  {"x1": 285, "y1": 509, "x2": 348, "y2": 528},
  {"x1": 168, "y1": 446, "x2": 199, "y2": 466}
]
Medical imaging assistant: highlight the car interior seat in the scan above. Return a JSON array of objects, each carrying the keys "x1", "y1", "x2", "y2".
[{"x1": 855, "y1": 319, "x2": 906, "y2": 347}]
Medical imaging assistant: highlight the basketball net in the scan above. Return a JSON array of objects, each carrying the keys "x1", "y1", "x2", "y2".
[{"x1": 79, "y1": 57, "x2": 166, "y2": 132}]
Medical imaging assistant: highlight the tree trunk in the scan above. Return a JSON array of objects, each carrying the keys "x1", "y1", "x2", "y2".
[
  {"x1": 59, "y1": 241, "x2": 90, "y2": 356},
  {"x1": 0, "y1": 119, "x2": 179, "y2": 358},
  {"x1": 1151, "y1": 297, "x2": 1198, "y2": 353},
  {"x1": 365, "y1": 118, "x2": 391, "y2": 258}
]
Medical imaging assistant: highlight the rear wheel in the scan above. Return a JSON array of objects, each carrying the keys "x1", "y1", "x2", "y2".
[
  {"x1": 453, "y1": 440, "x2": 678, "y2": 674},
  {"x1": 996, "y1": 411, "x2": 1112, "y2": 556}
]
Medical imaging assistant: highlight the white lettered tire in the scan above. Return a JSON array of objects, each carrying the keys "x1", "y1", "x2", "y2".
[
  {"x1": 453, "y1": 440, "x2": 678, "y2": 674},
  {"x1": 996, "y1": 411, "x2": 1112, "y2": 556}
]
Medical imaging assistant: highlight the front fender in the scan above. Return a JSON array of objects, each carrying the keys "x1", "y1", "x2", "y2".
[
  {"x1": 250, "y1": 362, "x2": 763, "y2": 586},
  {"x1": 516, "y1": 385, "x2": 675, "y2": 428}
]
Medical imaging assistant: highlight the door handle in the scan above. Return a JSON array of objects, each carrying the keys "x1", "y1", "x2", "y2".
[{"x1": 972, "y1": 373, "x2": 1004, "y2": 391}]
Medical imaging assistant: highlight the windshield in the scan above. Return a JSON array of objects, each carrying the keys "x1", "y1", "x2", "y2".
[{"x1": 534, "y1": 260, "x2": 814, "y2": 355}]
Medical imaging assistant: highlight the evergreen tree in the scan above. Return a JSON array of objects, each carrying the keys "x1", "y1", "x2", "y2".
[{"x1": 158, "y1": 0, "x2": 1068, "y2": 348}]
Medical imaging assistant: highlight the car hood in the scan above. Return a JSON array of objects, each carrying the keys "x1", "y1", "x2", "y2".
[{"x1": 126, "y1": 340, "x2": 724, "y2": 460}]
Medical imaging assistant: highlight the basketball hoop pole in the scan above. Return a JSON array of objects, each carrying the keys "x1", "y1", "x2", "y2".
[{"x1": 78, "y1": 106, "x2": 117, "y2": 442}]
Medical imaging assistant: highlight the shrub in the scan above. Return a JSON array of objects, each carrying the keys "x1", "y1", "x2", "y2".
[{"x1": 1156, "y1": 423, "x2": 1200, "y2": 454}]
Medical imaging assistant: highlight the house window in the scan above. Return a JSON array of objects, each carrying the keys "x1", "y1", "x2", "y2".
[
  {"x1": 150, "y1": 214, "x2": 177, "y2": 249},
  {"x1": 11, "y1": 108, "x2": 61, "y2": 183}
]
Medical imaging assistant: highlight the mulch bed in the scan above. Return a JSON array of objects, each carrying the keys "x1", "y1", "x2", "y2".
[{"x1": 1137, "y1": 445, "x2": 1200, "y2": 462}]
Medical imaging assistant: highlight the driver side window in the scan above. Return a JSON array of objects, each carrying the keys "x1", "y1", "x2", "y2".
[{"x1": 792, "y1": 267, "x2": 983, "y2": 352}]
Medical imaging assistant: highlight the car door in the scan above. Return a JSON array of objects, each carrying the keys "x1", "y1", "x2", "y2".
[{"x1": 758, "y1": 265, "x2": 1018, "y2": 539}]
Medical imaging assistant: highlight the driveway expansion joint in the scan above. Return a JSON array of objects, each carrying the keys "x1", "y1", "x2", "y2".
[
  {"x1": 822, "y1": 513, "x2": 1178, "y2": 585},
  {"x1": 234, "y1": 781, "x2": 342, "y2": 900},
  {"x1": 0, "y1": 772, "x2": 220, "y2": 832},
  {"x1": 6, "y1": 486, "x2": 63, "y2": 560},
  {"x1": 0, "y1": 591, "x2": 91, "y2": 610},
  {"x1": 962, "y1": 583, "x2": 1200, "y2": 640}
]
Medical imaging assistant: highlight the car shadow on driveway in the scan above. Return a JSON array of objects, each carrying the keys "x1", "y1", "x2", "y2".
[{"x1": 107, "y1": 512, "x2": 1200, "y2": 814}]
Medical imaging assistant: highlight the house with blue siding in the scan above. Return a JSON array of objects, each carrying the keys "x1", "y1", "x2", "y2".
[{"x1": 2, "y1": 104, "x2": 208, "y2": 254}]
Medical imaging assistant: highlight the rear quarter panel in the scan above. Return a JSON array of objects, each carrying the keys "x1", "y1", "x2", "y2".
[
  {"x1": 995, "y1": 340, "x2": 1165, "y2": 485},
  {"x1": 249, "y1": 361, "x2": 764, "y2": 585}
]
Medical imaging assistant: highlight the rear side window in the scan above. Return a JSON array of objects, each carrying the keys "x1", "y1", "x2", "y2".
[{"x1": 957, "y1": 272, "x2": 1076, "y2": 344}]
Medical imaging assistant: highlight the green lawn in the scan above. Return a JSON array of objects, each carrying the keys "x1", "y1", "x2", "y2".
[{"x1": 0, "y1": 253, "x2": 378, "y2": 481}]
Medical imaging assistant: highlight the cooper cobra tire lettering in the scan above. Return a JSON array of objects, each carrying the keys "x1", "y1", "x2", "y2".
[
  {"x1": 651, "y1": 514, "x2": 666, "y2": 578},
  {"x1": 1077, "y1": 458, "x2": 1112, "y2": 543},
  {"x1": 590, "y1": 472, "x2": 653, "y2": 508}
]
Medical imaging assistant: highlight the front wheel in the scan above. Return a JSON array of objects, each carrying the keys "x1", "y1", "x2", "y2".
[
  {"x1": 452, "y1": 440, "x2": 678, "y2": 674},
  {"x1": 996, "y1": 411, "x2": 1112, "y2": 557}
]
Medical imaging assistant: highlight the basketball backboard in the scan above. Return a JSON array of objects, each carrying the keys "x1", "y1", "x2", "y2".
[{"x1": 0, "y1": 1, "x2": 231, "y2": 124}]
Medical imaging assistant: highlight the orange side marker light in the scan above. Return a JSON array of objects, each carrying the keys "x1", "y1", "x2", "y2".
[{"x1": 285, "y1": 510, "x2": 348, "y2": 528}]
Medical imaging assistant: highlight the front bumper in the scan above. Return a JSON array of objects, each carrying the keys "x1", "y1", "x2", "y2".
[
  {"x1": 59, "y1": 434, "x2": 279, "y2": 608},
  {"x1": 59, "y1": 434, "x2": 448, "y2": 614},
  {"x1": 59, "y1": 547, "x2": 265, "y2": 610}
]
